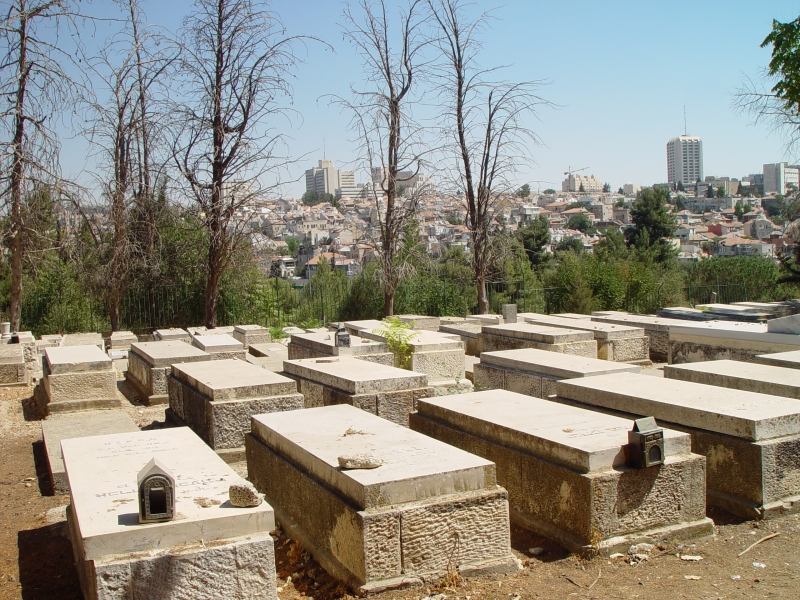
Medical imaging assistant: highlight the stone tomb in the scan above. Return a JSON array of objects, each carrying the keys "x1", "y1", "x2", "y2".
[
  {"x1": 63, "y1": 427, "x2": 277, "y2": 600},
  {"x1": 555, "y1": 372, "x2": 800, "y2": 519},
  {"x1": 192, "y1": 334, "x2": 247, "y2": 360},
  {"x1": 108, "y1": 331, "x2": 138, "y2": 351},
  {"x1": 245, "y1": 404, "x2": 518, "y2": 594},
  {"x1": 247, "y1": 342, "x2": 289, "y2": 372},
  {"x1": 667, "y1": 320, "x2": 800, "y2": 364},
  {"x1": 153, "y1": 328, "x2": 191, "y2": 343},
  {"x1": 37, "y1": 345, "x2": 120, "y2": 414},
  {"x1": 282, "y1": 357, "x2": 434, "y2": 426},
  {"x1": 287, "y1": 331, "x2": 394, "y2": 365},
  {"x1": 126, "y1": 341, "x2": 215, "y2": 405},
  {"x1": 0, "y1": 344, "x2": 27, "y2": 386},
  {"x1": 439, "y1": 321, "x2": 482, "y2": 356},
  {"x1": 232, "y1": 324, "x2": 272, "y2": 348},
  {"x1": 396, "y1": 314, "x2": 441, "y2": 331},
  {"x1": 478, "y1": 323, "x2": 597, "y2": 357},
  {"x1": 42, "y1": 409, "x2": 139, "y2": 494},
  {"x1": 474, "y1": 348, "x2": 640, "y2": 398},
  {"x1": 343, "y1": 319, "x2": 385, "y2": 337},
  {"x1": 63, "y1": 332, "x2": 104, "y2": 350},
  {"x1": 410, "y1": 390, "x2": 712, "y2": 554},
  {"x1": 405, "y1": 332, "x2": 473, "y2": 395},
  {"x1": 756, "y1": 350, "x2": 800, "y2": 370},
  {"x1": 590, "y1": 311, "x2": 702, "y2": 363},
  {"x1": 664, "y1": 359, "x2": 800, "y2": 400},
  {"x1": 167, "y1": 359, "x2": 303, "y2": 462},
  {"x1": 518, "y1": 312, "x2": 650, "y2": 363}
]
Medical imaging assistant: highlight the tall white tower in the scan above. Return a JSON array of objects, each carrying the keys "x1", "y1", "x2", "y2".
[{"x1": 666, "y1": 136, "x2": 703, "y2": 186}]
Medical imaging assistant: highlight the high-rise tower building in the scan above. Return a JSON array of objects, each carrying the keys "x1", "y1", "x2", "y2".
[{"x1": 666, "y1": 136, "x2": 703, "y2": 186}]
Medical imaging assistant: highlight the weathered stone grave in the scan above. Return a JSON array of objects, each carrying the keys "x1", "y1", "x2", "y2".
[
  {"x1": 474, "y1": 348, "x2": 640, "y2": 397},
  {"x1": 246, "y1": 404, "x2": 518, "y2": 594},
  {"x1": 664, "y1": 359, "x2": 800, "y2": 400},
  {"x1": 108, "y1": 331, "x2": 138, "y2": 351},
  {"x1": 694, "y1": 303, "x2": 771, "y2": 322},
  {"x1": 188, "y1": 325, "x2": 235, "y2": 337},
  {"x1": 668, "y1": 320, "x2": 800, "y2": 363},
  {"x1": 191, "y1": 334, "x2": 247, "y2": 360},
  {"x1": 478, "y1": 323, "x2": 597, "y2": 357},
  {"x1": 405, "y1": 332, "x2": 473, "y2": 395},
  {"x1": 439, "y1": 320, "x2": 482, "y2": 356},
  {"x1": 756, "y1": 349, "x2": 800, "y2": 370},
  {"x1": 343, "y1": 319, "x2": 385, "y2": 337},
  {"x1": 410, "y1": 390, "x2": 712, "y2": 554},
  {"x1": 247, "y1": 342, "x2": 289, "y2": 372},
  {"x1": 232, "y1": 324, "x2": 272, "y2": 348},
  {"x1": 167, "y1": 358, "x2": 303, "y2": 462},
  {"x1": 62, "y1": 332, "x2": 104, "y2": 350},
  {"x1": 153, "y1": 328, "x2": 191, "y2": 343},
  {"x1": 0, "y1": 344, "x2": 27, "y2": 387},
  {"x1": 519, "y1": 312, "x2": 650, "y2": 363},
  {"x1": 42, "y1": 409, "x2": 138, "y2": 493},
  {"x1": 555, "y1": 372, "x2": 800, "y2": 519},
  {"x1": 396, "y1": 314, "x2": 441, "y2": 331},
  {"x1": 589, "y1": 311, "x2": 702, "y2": 362},
  {"x1": 63, "y1": 427, "x2": 277, "y2": 600},
  {"x1": 126, "y1": 340, "x2": 214, "y2": 405},
  {"x1": 287, "y1": 331, "x2": 394, "y2": 364},
  {"x1": 37, "y1": 345, "x2": 120, "y2": 414},
  {"x1": 282, "y1": 356, "x2": 434, "y2": 426}
]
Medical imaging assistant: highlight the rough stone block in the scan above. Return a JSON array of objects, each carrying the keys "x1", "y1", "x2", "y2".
[
  {"x1": 665, "y1": 359, "x2": 800, "y2": 399},
  {"x1": 396, "y1": 314, "x2": 441, "y2": 331},
  {"x1": 108, "y1": 331, "x2": 138, "y2": 350},
  {"x1": 125, "y1": 341, "x2": 214, "y2": 405},
  {"x1": 411, "y1": 390, "x2": 712, "y2": 553},
  {"x1": 668, "y1": 321, "x2": 800, "y2": 364},
  {"x1": 478, "y1": 323, "x2": 597, "y2": 358},
  {"x1": 555, "y1": 372, "x2": 800, "y2": 519},
  {"x1": 154, "y1": 328, "x2": 191, "y2": 343},
  {"x1": 232, "y1": 324, "x2": 272, "y2": 348},
  {"x1": 191, "y1": 334, "x2": 246, "y2": 360},
  {"x1": 62, "y1": 333, "x2": 104, "y2": 350},
  {"x1": 0, "y1": 344, "x2": 27, "y2": 386},
  {"x1": 287, "y1": 332, "x2": 393, "y2": 365},
  {"x1": 246, "y1": 405, "x2": 518, "y2": 593},
  {"x1": 167, "y1": 359, "x2": 303, "y2": 457},
  {"x1": 38, "y1": 345, "x2": 119, "y2": 414},
  {"x1": 63, "y1": 428, "x2": 277, "y2": 600}
]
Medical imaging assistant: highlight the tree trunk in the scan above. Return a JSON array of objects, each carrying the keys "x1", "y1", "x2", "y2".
[
  {"x1": 204, "y1": 268, "x2": 220, "y2": 328},
  {"x1": 109, "y1": 289, "x2": 121, "y2": 332},
  {"x1": 9, "y1": 233, "x2": 23, "y2": 332},
  {"x1": 384, "y1": 288, "x2": 394, "y2": 317},
  {"x1": 476, "y1": 276, "x2": 488, "y2": 314}
]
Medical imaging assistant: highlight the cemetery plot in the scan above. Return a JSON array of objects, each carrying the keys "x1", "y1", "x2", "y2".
[
  {"x1": 665, "y1": 359, "x2": 800, "y2": 399},
  {"x1": 126, "y1": 340, "x2": 214, "y2": 405},
  {"x1": 37, "y1": 345, "x2": 120, "y2": 414},
  {"x1": 478, "y1": 323, "x2": 597, "y2": 357}
]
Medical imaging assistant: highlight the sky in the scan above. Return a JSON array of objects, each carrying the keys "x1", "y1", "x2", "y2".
[{"x1": 59, "y1": 0, "x2": 800, "y2": 198}]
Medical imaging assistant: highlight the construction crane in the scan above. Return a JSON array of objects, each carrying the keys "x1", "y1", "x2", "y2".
[{"x1": 563, "y1": 166, "x2": 590, "y2": 192}]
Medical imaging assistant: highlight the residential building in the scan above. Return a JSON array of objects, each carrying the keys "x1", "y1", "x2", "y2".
[
  {"x1": 562, "y1": 174, "x2": 604, "y2": 193},
  {"x1": 666, "y1": 135, "x2": 703, "y2": 186},
  {"x1": 623, "y1": 183, "x2": 641, "y2": 196},
  {"x1": 305, "y1": 160, "x2": 357, "y2": 198},
  {"x1": 762, "y1": 162, "x2": 800, "y2": 195}
]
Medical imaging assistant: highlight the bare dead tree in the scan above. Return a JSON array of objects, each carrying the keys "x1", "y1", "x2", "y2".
[
  {"x1": 429, "y1": 0, "x2": 550, "y2": 314},
  {"x1": 339, "y1": 0, "x2": 429, "y2": 316},
  {"x1": 84, "y1": 0, "x2": 178, "y2": 330},
  {"x1": 173, "y1": 0, "x2": 305, "y2": 327},
  {"x1": 0, "y1": 0, "x2": 88, "y2": 331}
]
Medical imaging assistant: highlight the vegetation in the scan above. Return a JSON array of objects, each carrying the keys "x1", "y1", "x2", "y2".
[{"x1": 373, "y1": 317, "x2": 419, "y2": 369}]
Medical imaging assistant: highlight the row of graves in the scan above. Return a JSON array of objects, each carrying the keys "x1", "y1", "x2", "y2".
[{"x1": 18, "y1": 305, "x2": 800, "y2": 599}]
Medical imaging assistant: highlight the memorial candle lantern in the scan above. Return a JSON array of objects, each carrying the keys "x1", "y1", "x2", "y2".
[
  {"x1": 627, "y1": 417, "x2": 665, "y2": 468},
  {"x1": 137, "y1": 458, "x2": 175, "y2": 523}
]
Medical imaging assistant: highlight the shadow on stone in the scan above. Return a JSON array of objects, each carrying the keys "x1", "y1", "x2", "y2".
[
  {"x1": 18, "y1": 522, "x2": 82, "y2": 600},
  {"x1": 510, "y1": 523, "x2": 570, "y2": 564},
  {"x1": 31, "y1": 440, "x2": 54, "y2": 497},
  {"x1": 21, "y1": 395, "x2": 42, "y2": 422}
]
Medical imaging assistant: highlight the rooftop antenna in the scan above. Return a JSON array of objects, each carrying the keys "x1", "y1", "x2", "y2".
[
  {"x1": 323, "y1": 136, "x2": 327, "y2": 159},
  {"x1": 684, "y1": 106, "x2": 687, "y2": 136}
]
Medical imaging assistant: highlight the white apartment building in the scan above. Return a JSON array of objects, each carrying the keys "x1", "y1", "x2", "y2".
[
  {"x1": 562, "y1": 174, "x2": 604, "y2": 193},
  {"x1": 763, "y1": 162, "x2": 800, "y2": 195},
  {"x1": 305, "y1": 160, "x2": 357, "y2": 198},
  {"x1": 666, "y1": 136, "x2": 703, "y2": 186}
]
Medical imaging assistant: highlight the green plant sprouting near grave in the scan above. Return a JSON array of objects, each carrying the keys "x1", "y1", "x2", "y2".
[{"x1": 373, "y1": 317, "x2": 419, "y2": 370}]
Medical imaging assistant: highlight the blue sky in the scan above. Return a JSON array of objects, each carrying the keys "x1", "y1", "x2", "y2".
[{"x1": 64, "y1": 0, "x2": 800, "y2": 197}]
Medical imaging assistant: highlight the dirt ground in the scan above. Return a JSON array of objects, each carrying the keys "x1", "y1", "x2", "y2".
[{"x1": 1, "y1": 379, "x2": 799, "y2": 600}]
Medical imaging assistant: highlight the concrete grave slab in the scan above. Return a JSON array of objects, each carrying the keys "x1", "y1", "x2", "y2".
[
  {"x1": 474, "y1": 348, "x2": 640, "y2": 398},
  {"x1": 343, "y1": 319, "x2": 385, "y2": 336},
  {"x1": 411, "y1": 390, "x2": 712, "y2": 554},
  {"x1": 664, "y1": 359, "x2": 800, "y2": 399},
  {"x1": 767, "y1": 313, "x2": 800, "y2": 335},
  {"x1": 478, "y1": 323, "x2": 597, "y2": 357},
  {"x1": 108, "y1": 331, "x2": 138, "y2": 351},
  {"x1": 405, "y1": 333, "x2": 473, "y2": 395},
  {"x1": 589, "y1": 311, "x2": 703, "y2": 362},
  {"x1": 42, "y1": 409, "x2": 139, "y2": 494},
  {"x1": 518, "y1": 313, "x2": 650, "y2": 363},
  {"x1": 555, "y1": 372, "x2": 800, "y2": 519},
  {"x1": 247, "y1": 343, "x2": 289, "y2": 373},
  {"x1": 232, "y1": 324, "x2": 272, "y2": 348},
  {"x1": 756, "y1": 349, "x2": 800, "y2": 370},
  {"x1": 125, "y1": 341, "x2": 214, "y2": 405},
  {"x1": 283, "y1": 357, "x2": 434, "y2": 426},
  {"x1": 62, "y1": 333, "x2": 104, "y2": 350},
  {"x1": 191, "y1": 334, "x2": 246, "y2": 360},
  {"x1": 153, "y1": 328, "x2": 191, "y2": 343},
  {"x1": 0, "y1": 344, "x2": 27, "y2": 386},
  {"x1": 288, "y1": 331, "x2": 394, "y2": 365},
  {"x1": 439, "y1": 322, "x2": 481, "y2": 356},
  {"x1": 668, "y1": 320, "x2": 800, "y2": 363},
  {"x1": 37, "y1": 346, "x2": 119, "y2": 414},
  {"x1": 396, "y1": 314, "x2": 440, "y2": 331},
  {"x1": 63, "y1": 427, "x2": 277, "y2": 600},
  {"x1": 246, "y1": 404, "x2": 518, "y2": 593},
  {"x1": 167, "y1": 359, "x2": 303, "y2": 462}
]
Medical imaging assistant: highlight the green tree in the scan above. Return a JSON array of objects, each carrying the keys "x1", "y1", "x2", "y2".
[
  {"x1": 518, "y1": 215, "x2": 551, "y2": 268},
  {"x1": 285, "y1": 237, "x2": 300, "y2": 256},
  {"x1": 615, "y1": 197, "x2": 625, "y2": 208},
  {"x1": 677, "y1": 181, "x2": 685, "y2": 192},
  {"x1": 734, "y1": 201, "x2": 745, "y2": 221},
  {"x1": 602, "y1": 182, "x2": 611, "y2": 193},
  {"x1": 543, "y1": 188, "x2": 556, "y2": 195},
  {"x1": 301, "y1": 191, "x2": 335, "y2": 206},
  {"x1": 516, "y1": 183, "x2": 531, "y2": 198},
  {"x1": 625, "y1": 186, "x2": 678, "y2": 263},
  {"x1": 555, "y1": 237, "x2": 584, "y2": 254},
  {"x1": 565, "y1": 213, "x2": 596, "y2": 234},
  {"x1": 716, "y1": 185, "x2": 726, "y2": 198},
  {"x1": 762, "y1": 17, "x2": 800, "y2": 114},
  {"x1": 594, "y1": 227, "x2": 628, "y2": 261},
  {"x1": 579, "y1": 183, "x2": 585, "y2": 192},
  {"x1": 617, "y1": 187, "x2": 624, "y2": 194}
]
